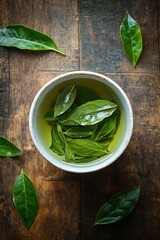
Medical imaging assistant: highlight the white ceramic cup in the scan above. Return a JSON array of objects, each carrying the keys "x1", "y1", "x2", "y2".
[{"x1": 29, "y1": 71, "x2": 133, "y2": 173}]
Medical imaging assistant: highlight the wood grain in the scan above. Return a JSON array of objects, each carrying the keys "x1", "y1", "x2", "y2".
[{"x1": 0, "y1": 0, "x2": 160, "y2": 239}]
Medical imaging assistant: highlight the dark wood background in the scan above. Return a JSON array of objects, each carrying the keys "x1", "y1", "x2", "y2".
[{"x1": 0, "y1": 0, "x2": 160, "y2": 239}]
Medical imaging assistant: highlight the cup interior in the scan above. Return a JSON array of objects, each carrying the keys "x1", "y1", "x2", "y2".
[{"x1": 29, "y1": 71, "x2": 133, "y2": 173}]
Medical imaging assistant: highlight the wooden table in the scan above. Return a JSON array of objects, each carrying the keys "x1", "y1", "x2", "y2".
[{"x1": 0, "y1": 0, "x2": 160, "y2": 239}]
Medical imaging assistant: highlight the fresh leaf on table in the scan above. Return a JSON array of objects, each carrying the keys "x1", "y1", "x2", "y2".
[
  {"x1": 67, "y1": 138, "x2": 108, "y2": 157},
  {"x1": 13, "y1": 169, "x2": 38, "y2": 229},
  {"x1": 94, "y1": 186, "x2": 141, "y2": 226},
  {"x1": 61, "y1": 99, "x2": 117, "y2": 126},
  {"x1": 54, "y1": 84, "x2": 77, "y2": 117},
  {"x1": 0, "y1": 24, "x2": 65, "y2": 55},
  {"x1": 120, "y1": 12, "x2": 143, "y2": 67},
  {"x1": 0, "y1": 136, "x2": 23, "y2": 157}
]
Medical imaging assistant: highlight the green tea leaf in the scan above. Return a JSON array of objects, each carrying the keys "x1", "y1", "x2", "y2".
[
  {"x1": 99, "y1": 139, "x2": 111, "y2": 148},
  {"x1": 64, "y1": 126, "x2": 93, "y2": 138},
  {"x1": 94, "y1": 186, "x2": 141, "y2": 226},
  {"x1": 13, "y1": 169, "x2": 38, "y2": 229},
  {"x1": 92, "y1": 113, "x2": 119, "y2": 141},
  {"x1": 64, "y1": 141, "x2": 75, "y2": 162},
  {"x1": 120, "y1": 12, "x2": 143, "y2": 67},
  {"x1": 0, "y1": 25, "x2": 65, "y2": 55},
  {"x1": 50, "y1": 124, "x2": 65, "y2": 156},
  {"x1": 67, "y1": 138, "x2": 108, "y2": 157},
  {"x1": 0, "y1": 136, "x2": 23, "y2": 157},
  {"x1": 62, "y1": 100, "x2": 117, "y2": 126},
  {"x1": 44, "y1": 85, "x2": 120, "y2": 163},
  {"x1": 57, "y1": 104, "x2": 77, "y2": 123},
  {"x1": 76, "y1": 86, "x2": 99, "y2": 105},
  {"x1": 74, "y1": 155, "x2": 98, "y2": 163},
  {"x1": 55, "y1": 125, "x2": 75, "y2": 162},
  {"x1": 44, "y1": 108, "x2": 55, "y2": 121},
  {"x1": 54, "y1": 84, "x2": 77, "y2": 117}
]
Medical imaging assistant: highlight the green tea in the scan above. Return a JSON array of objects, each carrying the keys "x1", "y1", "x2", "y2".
[{"x1": 36, "y1": 78, "x2": 125, "y2": 163}]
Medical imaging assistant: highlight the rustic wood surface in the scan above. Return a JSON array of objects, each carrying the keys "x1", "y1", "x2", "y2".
[{"x1": 0, "y1": 0, "x2": 160, "y2": 239}]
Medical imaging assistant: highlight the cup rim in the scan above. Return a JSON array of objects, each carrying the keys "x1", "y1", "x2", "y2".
[{"x1": 29, "y1": 71, "x2": 133, "y2": 173}]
